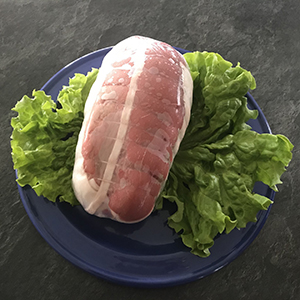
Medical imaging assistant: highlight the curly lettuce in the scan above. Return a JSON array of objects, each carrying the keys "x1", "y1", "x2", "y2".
[
  {"x1": 11, "y1": 68, "x2": 99, "y2": 205},
  {"x1": 157, "y1": 52, "x2": 293, "y2": 256}
]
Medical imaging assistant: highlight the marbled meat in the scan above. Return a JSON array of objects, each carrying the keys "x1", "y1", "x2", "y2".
[{"x1": 72, "y1": 36, "x2": 193, "y2": 223}]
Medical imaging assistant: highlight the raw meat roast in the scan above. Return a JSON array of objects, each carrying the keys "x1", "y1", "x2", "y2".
[{"x1": 72, "y1": 36, "x2": 193, "y2": 223}]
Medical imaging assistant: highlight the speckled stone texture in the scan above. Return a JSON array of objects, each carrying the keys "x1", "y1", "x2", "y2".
[{"x1": 1, "y1": 0, "x2": 299, "y2": 299}]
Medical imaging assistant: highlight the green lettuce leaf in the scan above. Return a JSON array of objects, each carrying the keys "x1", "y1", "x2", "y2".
[
  {"x1": 181, "y1": 52, "x2": 258, "y2": 150},
  {"x1": 158, "y1": 51, "x2": 293, "y2": 257},
  {"x1": 11, "y1": 68, "x2": 99, "y2": 205}
]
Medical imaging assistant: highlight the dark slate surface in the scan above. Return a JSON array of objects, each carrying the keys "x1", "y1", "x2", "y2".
[{"x1": 1, "y1": 0, "x2": 299, "y2": 299}]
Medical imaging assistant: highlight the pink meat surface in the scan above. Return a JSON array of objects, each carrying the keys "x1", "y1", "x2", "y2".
[{"x1": 72, "y1": 36, "x2": 193, "y2": 223}]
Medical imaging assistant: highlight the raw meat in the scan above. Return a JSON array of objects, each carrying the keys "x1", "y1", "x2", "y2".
[{"x1": 72, "y1": 36, "x2": 193, "y2": 223}]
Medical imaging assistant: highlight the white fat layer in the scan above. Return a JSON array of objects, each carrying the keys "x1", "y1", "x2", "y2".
[
  {"x1": 87, "y1": 43, "x2": 149, "y2": 217},
  {"x1": 72, "y1": 53, "x2": 113, "y2": 212},
  {"x1": 172, "y1": 61, "x2": 193, "y2": 155},
  {"x1": 73, "y1": 37, "x2": 150, "y2": 221},
  {"x1": 72, "y1": 46, "x2": 133, "y2": 216}
]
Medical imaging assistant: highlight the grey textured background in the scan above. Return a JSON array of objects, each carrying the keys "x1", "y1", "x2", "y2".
[{"x1": 1, "y1": 0, "x2": 299, "y2": 299}]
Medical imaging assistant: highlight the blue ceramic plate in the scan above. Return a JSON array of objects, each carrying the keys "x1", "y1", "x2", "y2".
[{"x1": 17, "y1": 47, "x2": 274, "y2": 288}]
